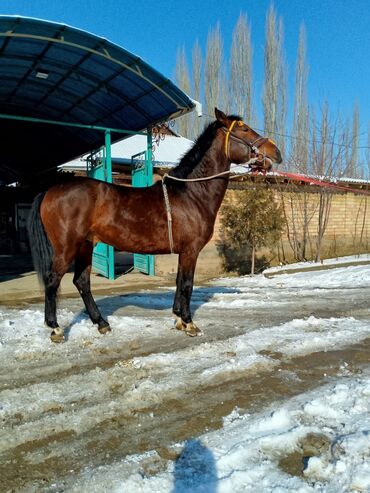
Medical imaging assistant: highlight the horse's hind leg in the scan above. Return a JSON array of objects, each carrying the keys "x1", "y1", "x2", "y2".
[
  {"x1": 73, "y1": 240, "x2": 111, "y2": 335},
  {"x1": 172, "y1": 251, "x2": 202, "y2": 337},
  {"x1": 44, "y1": 270, "x2": 65, "y2": 343},
  {"x1": 44, "y1": 252, "x2": 74, "y2": 343}
]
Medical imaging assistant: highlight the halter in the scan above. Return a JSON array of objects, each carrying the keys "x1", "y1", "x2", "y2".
[
  {"x1": 223, "y1": 120, "x2": 269, "y2": 160},
  {"x1": 224, "y1": 120, "x2": 238, "y2": 157}
]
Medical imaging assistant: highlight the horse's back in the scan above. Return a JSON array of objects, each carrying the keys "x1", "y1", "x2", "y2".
[
  {"x1": 39, "y1": 177, "x2": 163, "y2": 251},
  {"x1": 40, "y1": 178, "x2": 105, "y2": 246},
  {"x1": 43, "y1": 177, "x2": 131, "y2": 208}
]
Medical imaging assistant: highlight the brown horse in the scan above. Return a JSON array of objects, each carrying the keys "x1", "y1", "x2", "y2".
[{"x1": 27, "y1": 108, "x2": 282, "y2": 343}]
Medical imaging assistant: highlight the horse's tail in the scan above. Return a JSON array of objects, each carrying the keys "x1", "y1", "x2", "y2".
[{"x1": 27, "y1": 192, "x2": 53, "y2": 285}]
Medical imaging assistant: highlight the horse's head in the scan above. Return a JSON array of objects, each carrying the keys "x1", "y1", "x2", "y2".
[{"x1": 215, "y1": 108, "x2": 282, "y2": 171}]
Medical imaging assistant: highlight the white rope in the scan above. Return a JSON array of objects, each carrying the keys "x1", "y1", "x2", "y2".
[
  {"x1": 162, "y1": 157, "x2": 260, "y2": 183},
  {"x1": 161, "y1": 180, "x2": 174, "y2": 253},
  {"x1": 161, "y1": 157, "x2": 261, "y2": 254}
]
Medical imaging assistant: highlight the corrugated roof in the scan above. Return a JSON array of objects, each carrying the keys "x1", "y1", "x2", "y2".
[{"x1": 0, "y1": 16, "x2": 194, "y2": 184}]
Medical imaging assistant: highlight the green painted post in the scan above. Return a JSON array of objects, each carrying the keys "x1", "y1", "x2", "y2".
[
  {"x1": 105, "y1": 129, "x2": 113, "y2": 184},
  {"x1": 146, "y1": 127, "x2": 153, "y2": 186},
  {"x1": 146, "y1": 127, "x2": 155, "y2": 275},
  {"x1": 105, "y1": 129, "x2": 115, "y2": 279}
]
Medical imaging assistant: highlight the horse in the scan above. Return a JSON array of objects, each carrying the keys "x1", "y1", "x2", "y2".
[{"x1": 27, "y1": 108, "x2": 282, "y2": 343}]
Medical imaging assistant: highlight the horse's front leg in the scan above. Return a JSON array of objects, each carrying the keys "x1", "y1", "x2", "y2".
[
  {"x1": 73, "y1": 241, "x2": 111, "y2": 335},
  {"x1": 173, "y1": 251, "x2": 202, "y2": 337}
]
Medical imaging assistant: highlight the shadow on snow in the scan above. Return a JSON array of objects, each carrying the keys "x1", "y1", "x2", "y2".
[
  {"x1": 63, "y1": 285, "x2": 240, "y2": 340},
  {"x1": 172, "y1": 439, "x2": 218, "y2": 493}
]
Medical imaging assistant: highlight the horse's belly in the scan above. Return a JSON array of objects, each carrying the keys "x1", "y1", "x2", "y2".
[{"x1": 92, "y1": 220, "x2": 170, "y2": 254}]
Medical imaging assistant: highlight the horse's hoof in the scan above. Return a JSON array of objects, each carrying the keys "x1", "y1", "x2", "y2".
[
  {"x1": 174, "y1": 316, "x2": 187, "y2": 331},
  {"x1": 98, "y1": 324, "x2": 111, "y2": 335},
  {"x1": 184, "y1": 322, "x2": 202, "y2": 337},
  {"x1": 50, "y1": 328, "x2": 65, "y2": 343},
  {"x1": 174, "y1": 317, "x2": 202, "y2": 337}
]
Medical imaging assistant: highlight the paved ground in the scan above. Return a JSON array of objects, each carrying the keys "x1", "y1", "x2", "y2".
[
  {"x1": 1, "y1": 264, "x2": 370, "y2": 492},
  {"x1": 0, "y1": 254, "x2": 176, "y2": 305},
  {"x1": 1, "y1": 256, "x2": 370, "y2": 491},
  {"x1": 0, "y1": 269, "x2": 176, "y2": 305}
]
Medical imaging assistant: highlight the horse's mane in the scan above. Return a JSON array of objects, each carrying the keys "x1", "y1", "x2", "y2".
[{"x1": 168, "y1": 114, "x2": 242, "y2": 186}]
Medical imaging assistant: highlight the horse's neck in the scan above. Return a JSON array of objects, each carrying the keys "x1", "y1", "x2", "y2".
[
  {"x1": 191, "y1": 136, "x2": 230, "y2": 178},
  {"x1": 188, "y1": 139, "x2": 231, "y2": 212}
]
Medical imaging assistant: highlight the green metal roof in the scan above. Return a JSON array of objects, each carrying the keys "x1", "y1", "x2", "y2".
[{"x1": 0, "y1": 15, "x2": 194, "y2": 184}]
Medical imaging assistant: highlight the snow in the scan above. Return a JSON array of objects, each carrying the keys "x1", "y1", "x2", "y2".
[
  {"x1": 1, "y1": 259, "x2": 370, "y2": 492},
  {"x1": 61, "y1": 133, "x2": 194, "y2": 170},
  {"x1": 264, "y1": 253, "x2": 370, "y2": 275},
  {"x1": 67, "y1": 374, "x2": 370, "y2": 493},
  {"x1": 65, "y1": 373, "x2": 370, "y2": 492}
]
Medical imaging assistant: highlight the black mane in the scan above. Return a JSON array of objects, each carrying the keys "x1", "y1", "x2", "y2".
[{"x1": 168, "y1": 114, "x2": 243, "y2": 184}]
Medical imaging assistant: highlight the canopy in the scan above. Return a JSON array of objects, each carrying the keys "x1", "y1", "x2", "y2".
[{"x1": 0, "y1": 16, "x2": 194, "y2": 183}]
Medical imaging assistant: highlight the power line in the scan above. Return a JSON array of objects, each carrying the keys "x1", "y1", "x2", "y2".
[{"x1": 200, "y1": 112, "x2": 370, "y2": 151}]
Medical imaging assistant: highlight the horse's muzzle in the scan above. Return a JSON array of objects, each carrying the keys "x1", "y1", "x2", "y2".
[
  {"x1": 274, "y1": 149, "x2": 283, "y2": 164},
  {"x1": 249, "y1": 157, "x2": 272, "y2": 173}
]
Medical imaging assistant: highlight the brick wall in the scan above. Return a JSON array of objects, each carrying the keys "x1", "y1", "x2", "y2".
[
  {"x1": 155, "y1": 186, "x2": 370, "y2": 278},
  {"x1": 278, "y1": 190, "x2": 370, "y2": 260}
]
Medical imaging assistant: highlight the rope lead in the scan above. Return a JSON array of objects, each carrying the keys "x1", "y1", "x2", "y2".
[{"x1": 161, "y1": 159, "x2": 260, "y2": 254}]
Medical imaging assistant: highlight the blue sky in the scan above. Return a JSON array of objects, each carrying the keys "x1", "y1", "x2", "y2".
[{"x1": 1, "y1": 0, "x2": 370, "y2": 145}]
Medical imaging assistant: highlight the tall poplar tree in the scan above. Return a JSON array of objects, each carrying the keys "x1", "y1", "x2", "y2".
[
  {"x1": 263, "y1": 6, "x2": 287, "y2": 160},
  {"x1": 282, "y1": 24, "x2": 311, "y2": 261},
  {"x1": 204, "y1": 23, "x2": 223, "y2": 119},
  {"x1": 311, "y1": 103, "x2": 346, "y2": 261},
  {"x1": 349, "y1": 103, "x2": 360, "y2": 177},
  {"x1": 230, "y1": 13, "x2": 253, "y2": 122},
  {"x1": 175, "y1": 46, "x2": 191, "y2": 137},
  {"x1": 291, "y1": 23, "x2": 309, "y2": 172},
  {"x1": 191, "y1": 39, "x2": 202, "y2": 139}
]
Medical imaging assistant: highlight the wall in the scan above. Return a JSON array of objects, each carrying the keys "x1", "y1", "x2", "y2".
[
  {"x1": 280, "y1": 189, "x2": 370, "y2": 261},
  {"x1": 155, "y1": 185, "x2": 370, "y2": 279}
]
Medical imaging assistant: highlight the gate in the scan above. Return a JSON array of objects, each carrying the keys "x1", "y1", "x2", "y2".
[
  {"x1": 86, "y1": 131, "x2": 115, "y2": 280},
  {"x1": 131, "y1": 147, "x2": 155, "y2": 275}
]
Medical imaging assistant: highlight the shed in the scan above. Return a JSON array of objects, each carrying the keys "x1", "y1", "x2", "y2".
[
  {"x1": 0, "y1": 15, "x2": 194, "y2": 184},
  {"x1": 0, "y1": 15, "x2": 195, "y2": 277}
]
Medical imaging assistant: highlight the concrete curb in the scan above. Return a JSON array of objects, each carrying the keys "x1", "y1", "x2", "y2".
[{"x1": 0, "y1": 271, "x2": 176, "y2": 305}]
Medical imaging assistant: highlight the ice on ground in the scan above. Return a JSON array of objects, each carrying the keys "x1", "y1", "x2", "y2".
[
  {"x1": 66, "y1": 373, "x2": 370, "y2": 493},
  {"x1": 1, "y1": 260, "x2": 370, "y2": 492},
  {"x1": 264, "y1": 253, "x2": 370, "y2": 275}
]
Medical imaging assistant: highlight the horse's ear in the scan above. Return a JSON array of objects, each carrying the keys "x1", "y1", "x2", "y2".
[{"x1": 215, "y1": 108, "x2": 228, "y2": 125}]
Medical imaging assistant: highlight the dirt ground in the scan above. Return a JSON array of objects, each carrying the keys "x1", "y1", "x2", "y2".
[{"x1": 1, "y1": 264, "x2": 370, "y2": 492}]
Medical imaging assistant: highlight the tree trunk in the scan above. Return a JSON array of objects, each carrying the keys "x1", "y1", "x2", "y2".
[{"x1": 251, "y1": 243, "x2": 255, "y2": 276}]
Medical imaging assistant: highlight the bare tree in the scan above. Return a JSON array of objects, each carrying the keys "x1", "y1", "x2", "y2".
[
  {"x1": 230, "y1": 13, "x2": 253, "y2": 122},
  {"x1": 349, "y1": 103, "x2": 360, "y2": 178},
  {"x1": 291, "y1": 23, "x2": 309, "y2": 173},
  {"x1": 279, "y1": 185, "x2": 317, "y2": 262},
  {"x1": 191, "y1": 39, "x2": 202, "y2": 139},
  {"x1": 350, "y1": 109, "x2": 367, "y2": 250},
  {"x1": 205, "y1": 23, "x2": 224, "y2": 119},
  {"x1": 340, "y1": 116, "x2": 351, "y2": 177},
  {"x1": 220, "y1": 64, "x2": 231, "y2": 114},
  {"x1": 263, "y1": 5, "x2": 287, "y2": 159},
  {"x1": 357, "y1": 123, "x2": 370, "y2": 248},
  {"x1": 277, "y1": 17, "x2": 287, "y2": 159},
  {"x1": 175, "y1": 46, "x2": 191, "y2": 137},
  {"x1": 290, "y1": 24, "x2": 310, "y2": 260},
  {"x1": 337, "y1": 104, "x2": 360, "y2": 178},
  {"x1": 277, "y1": 24, "x2": 312, "y2": 261},
  {"x1": 310, "y1": 103, "x2": 345, "y2": 261},
  {"x1": 366, "y1": 123, "x2": 370, "y2": 179}
]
